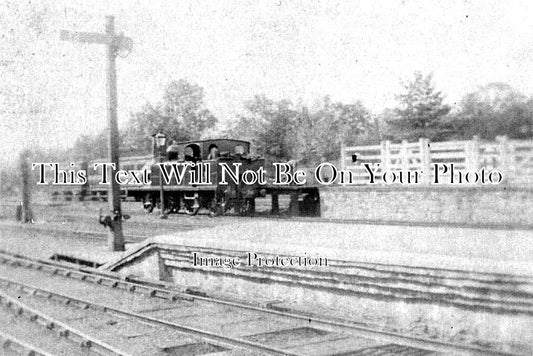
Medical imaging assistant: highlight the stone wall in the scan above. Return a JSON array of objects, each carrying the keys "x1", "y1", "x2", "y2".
[{"x1": 320, "y1": 185, "x2": 533, "y2": 228}]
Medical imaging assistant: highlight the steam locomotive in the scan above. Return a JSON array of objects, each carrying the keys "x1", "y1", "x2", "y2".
[
  {"x1": 44, "y1": 138, "x2": 320, "y2": 217},
  {"x1": 140, "y1": 138, "x2": 266, "y2": 216}
]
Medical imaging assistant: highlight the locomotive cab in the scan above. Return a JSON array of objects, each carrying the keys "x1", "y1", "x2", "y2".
[{"x1": 184, "y1": 144, "x2": 201, "y2": 162}]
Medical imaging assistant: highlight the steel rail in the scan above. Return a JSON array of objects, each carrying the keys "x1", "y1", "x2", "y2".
[
  {"x1": 4, "y1": 232, "x2": 527, "y2": 317},
  {"x1": 0, "y1": 250, "x2": 194, "y2": 302},
  {"x1": 6, "y1": 245, "x2": 530, "y2": 319},
  {"x1": 0, "y1": 276, "x2": 304, "y2": 356},
  {"x1": 0, "y1": 329, "x2": 57, "y2": 356},
  {"x1": 4, "y1": 200, "x2": 531, "y2": 231},
  {"x1": 0, "y1": 289, "x2": 132, "y2": 356},
  {"x1": 0, "y1": 250, "x2": 522, "y2": 356}
]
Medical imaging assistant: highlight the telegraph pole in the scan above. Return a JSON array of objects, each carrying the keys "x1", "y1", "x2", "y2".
[
  {"x1": 20, "y1": 150, "x2": 33, "y2": 223},
  {"x1": 104, "y1": 16, "x2": 124, "y2": 252},
  {"x1": 61, "y1": 16, "x2": 132, "y2": 251}
]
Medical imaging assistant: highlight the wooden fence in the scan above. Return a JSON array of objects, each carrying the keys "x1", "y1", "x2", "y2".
[{"x1": 340, "y1": 136, "x2": 533, "y2": 185}]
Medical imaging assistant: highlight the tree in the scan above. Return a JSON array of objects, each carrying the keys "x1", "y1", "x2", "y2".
[
  {"x1": 161, "y1": 80, "x2": 217, "y2": 140},
  {"x1": 72, "y1": 133, "x2": 108, "y2": 160},
  {"x1": 226, "y1": 95, "x2": 374, "y2": 164},
  {"x1": 226, "y1": 95, "x2": 298, "y2": 161},
  {"x1": 68, "y1": 79, "x2": 218, "y2": 160},
  {"x1": 122, "y1": 79, "x2": 217, "y2": 155},
  {"x1": 122, "y1": 102, "x2": 168, "y2": 155},
  {"x1": 386, "y1": 72, "x2": 451, "y2": 141},
  {"x1": 450, "y1": 83, "x2": 533, "y2": 140},
  {"x1": 301, "y1": 97, "x2": 374, "y2": 163}
]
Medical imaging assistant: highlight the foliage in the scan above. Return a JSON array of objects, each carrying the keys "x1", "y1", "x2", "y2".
[
  {"x1": 121, "y1": 102, "x2": 167, "y2": 155},
  {"x1": 66, "y1": 79, "x2": 217, "y2": 160},
  {"x1": 449, "y1": 83, "x2": 533, "y2": 140},
  {"x1": 299, "y1": 97, "x2": 374, "y2": 163},
  {"x1": 225, "y1": 95, "x2": 298, "y2": 161},
  {"x1": 385, "y1": 72, "x2": 451, "y2": 141},
  {"x1": 64, "y1": 74, "x2": 533, "y2": 168},
  {"x1": 118, "y1": 79, "x2": 218, "y2": 156},
  {"x1": 162, "y1": 80, "x2": 218, "y2": 140},
  {"x1": 71, "y1": 133, "x2": 109, "y2": 160},
  {"x1": 226, "y1": 95, "x2": 374, "y2": 164},
  {"x1": 122, "y1": 79, "x2": 217, "y2": 155}
]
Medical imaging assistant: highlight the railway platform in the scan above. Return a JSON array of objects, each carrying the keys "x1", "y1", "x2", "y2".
[
  {"x1": 2, "y1": 217, "x2": 532, "y2": 275},
  {"x1": 0, "y1": 221, "x2": 127, "y2": 265},
  {"x1": 1, "y1": 215, "x2": 533, "y2": 354},
  {"x1": 0, "y1": 239, "x2": 527, "y2": 355},
  {"x1": 100, "y1": 219, "x2": 533, "y2": 355},
  {"x1": 104, "y1": 218, "x2": 533, "y2": 275}
]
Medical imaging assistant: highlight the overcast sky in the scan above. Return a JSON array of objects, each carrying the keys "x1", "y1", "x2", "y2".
[{"x1": 1, "y1": 0, "x2": 533, "y2": 163}]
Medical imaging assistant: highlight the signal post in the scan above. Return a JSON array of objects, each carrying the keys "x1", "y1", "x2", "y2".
[{"x1": 61, "y1": 16, "x2": 132, "y2": 251}]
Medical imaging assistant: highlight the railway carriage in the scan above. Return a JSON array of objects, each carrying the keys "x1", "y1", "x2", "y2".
[{"x1": 43, "y1": 161, "x2": 89, "y2": 201}]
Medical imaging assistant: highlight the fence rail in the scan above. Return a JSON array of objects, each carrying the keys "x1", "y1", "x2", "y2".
[{"x1": 341, "y1": 136, "x2": 533, "y2": 185}]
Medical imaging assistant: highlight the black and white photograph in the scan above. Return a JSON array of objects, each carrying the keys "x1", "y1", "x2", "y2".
[{"x1": 0, "y1": 1, "x2": 532, "y2": 355}]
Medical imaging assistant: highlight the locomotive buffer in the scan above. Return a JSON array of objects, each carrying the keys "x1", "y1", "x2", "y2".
[{"x1": 60, "y1": 16, "x2": 132, "y2": 252}]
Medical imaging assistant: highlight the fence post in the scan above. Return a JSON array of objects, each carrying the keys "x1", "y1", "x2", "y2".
[
  {"x1": 400, "y1": 140, "x2": 408, "y2": 172},
  {"x1": 465, "y1": 136, "x2": 480, "y2": 171},
  {"x1": 419, "y1": 138, "x2": 431, "y2": 184},
  {"x1": 340, "y1": 142, "x2": 346, "y2": 171},
  {"x1": 380, "y1": 140, "x2": 390, "y2": 173},
  {"x1": 271, "y1": 194, "x2": 279, "y2": 215},
  {"x1": 79, "y1": 161, "x2": 89, "y2": 201},
  {"x1": 497, "y1": 135, "x2": 512, "y2": 182}
]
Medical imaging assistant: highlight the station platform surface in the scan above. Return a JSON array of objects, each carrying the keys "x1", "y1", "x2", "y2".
[
  {"x1": 108, "y1": 218, "x2": 533, "y2": 276},
  {"x1": 1, "y1": 218, "x2": 532, "y2": 276},
  {"x1": 0, "y1": 221, "x2": 129, "y2": 265}
]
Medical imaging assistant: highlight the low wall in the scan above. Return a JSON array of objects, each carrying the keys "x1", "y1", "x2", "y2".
[
  {"x1": 107, "y1": 243, "x2": 533, "y2": 353},
  {"x1": 320, "y1": 185, "x2": 533, "y2": 228}
]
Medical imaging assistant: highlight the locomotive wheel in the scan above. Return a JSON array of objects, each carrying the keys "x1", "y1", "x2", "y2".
[
  {"x1": 210, "y1": 195, "x2": 227, "y2": 217},
  {"x1": 210, "y1": 202, "x2": 226, "y2": 217},
  {"x1": 239, "y1": 198, "x2": 255, "y2": 216},
  {"x1": 143, "y1": 194, "x2": 155, "y2": 214},
  {"x1": 185, "y1": 205, "x2": 200, "y2": 216},
  {"x1": 183, "y1": 197, "x2": 200, "y2": 216},
  {"x1": 143, "y1": 203, "x2": 154, "y2": 214},
  {"x1": 167, "y1": 196, "x2": 179, "y2": 214},
  {"x1": 209, "y1": 204, "x2": 219, "y2": 217}
]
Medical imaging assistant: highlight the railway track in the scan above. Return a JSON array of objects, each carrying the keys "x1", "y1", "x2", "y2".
[
  {"x1": 3, "y1": 221, "x2": 533, "y2": 316},
  {"x1": 3, "y1": 196, "x2": 533, "y2": 234},
  {"x1": 4, "y1": 195, "x2": 532, "y2": 231},
  {"x1": 0, "y1": 291, "x2": 127, "y2": 356},
  {"x1": 0, "y1": 248, "x2": 523, "y2": 355},
  {"x1": 0, "y1": 329, "x2": 58, "y2": 356},
  {"x1": 3, "y1": 221, "x2": 533, "y2": 315}
]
